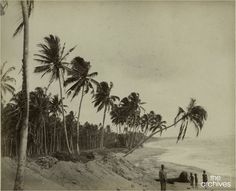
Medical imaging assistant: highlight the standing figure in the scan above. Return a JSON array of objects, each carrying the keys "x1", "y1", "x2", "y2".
[
  {"x1": 159, "y1": 164, "x2": 167, "y2": 191},
  {"x1": 202, "y1": 170, "x2": 208, "y2": 189},
  {"x1": 194, "y1": 173, "x2": 198, "y2": 188},
  {"x1": 190, "y1": 172, "x2": 194, "y2": 188}
]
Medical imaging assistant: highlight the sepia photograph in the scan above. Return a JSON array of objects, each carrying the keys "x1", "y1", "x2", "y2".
[{"x1": 1, "y1": 0, "x2": 235, "y2": 190}]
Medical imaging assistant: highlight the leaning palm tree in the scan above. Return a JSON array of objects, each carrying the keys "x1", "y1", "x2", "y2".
[
  {"x1": 34, "y1": 34, "x2": 76, "y2": 154},
  {"x1": 1, "y1": 61, "x2": 16, "y2": 103},
  {"x1": 64, "y1": 56, "x2": 98, "y2": 154},
  {"x1": 93, "y1": 81, "x2": 119, "y2": 149},
  {"x1": 124, "y1": 98, "x2": 207, "y2": 157},
  {"x1": 13, "y1": 1, "x2": 34, "y2": 190}
]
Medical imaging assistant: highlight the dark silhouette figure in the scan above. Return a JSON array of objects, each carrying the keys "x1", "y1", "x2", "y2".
[
  {"x1": 190, "y1": 172, "x2": 194, "y2": 188},
  {"x1": 194, "y1": 173, "x2": 198, "y2": 188},
  {"x1": 202, "y1": 170, "x2": 208, "y2": 189},
  {"x1": 159, "y1": 164, "x2": 167, "y2": 191}
]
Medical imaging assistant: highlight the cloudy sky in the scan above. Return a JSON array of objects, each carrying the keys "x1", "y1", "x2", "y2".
[{"x1": 2, "y1": 1, "x2": 235, "y2": 138}]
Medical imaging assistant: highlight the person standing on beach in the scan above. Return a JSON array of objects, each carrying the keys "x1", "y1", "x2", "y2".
[
  {"x1": 194, "y1": 173, "x2": 198, "y2": 188},
  {"x1": 190, "y1": 173, "x2": 194, "y2": 188},
  {"x1": 202, "y1": 170, "x2": 208, "y2": 189},
  {"x1": 159, "y1": 164, "x2": 167, "y2": 191}
]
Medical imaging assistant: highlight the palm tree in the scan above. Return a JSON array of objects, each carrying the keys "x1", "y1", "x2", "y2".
[
  {"x1": 64, "y1": 56, "x2": 98, "y2": 154},
  {"x1": 34, "y1": 34, "x2": 76, "y2": 154},
  {"x1": 174, "y1": 98, "x2": 207, "y2": 142},
  {"x1": 2, "y1": 91, "x2": 25, "y2": 157},
  {"x1": 66, "y1": 111, "x2": 77, "y2": 152},
  {"x1": 110, "y1": 104, "x2": 126, "y2": 133},
  {"x1": 13, "y1": 1, "x2": 34, "y2": 190},
  {"x1": 93, "y1": 81, "x2": 119, "y2": 149},
  {"x1": 120, "y1": 92, "x2": 145, "y2": 149},
  {"x1": 1, "y1": 61, "x2": 16, "y2": 103},
  {"x1": 140, "y1": 111, "x2": 166, "y2": 137},
  {"x1": 30, "y1": 87, "x2": 50, "y2": 155},
  {"x1": 124, "y1": 98, "x2": 207, "y2": 157},
  {"x1": 49, "y1": 95, "x2": 62, "y2": 152}
]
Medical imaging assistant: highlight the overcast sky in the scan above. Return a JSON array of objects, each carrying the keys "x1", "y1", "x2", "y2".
[{"x1": 1, "y1": 1, "x2": 235, "y2": 138}]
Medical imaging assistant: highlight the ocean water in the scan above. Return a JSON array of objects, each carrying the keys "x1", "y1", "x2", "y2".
[{"x1": 145, "y1": 135, "x2": 235, "y2": 178}]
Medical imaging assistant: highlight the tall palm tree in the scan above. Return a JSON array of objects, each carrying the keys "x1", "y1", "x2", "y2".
[
  {"x1": 93, "y1": 81, "x2": 119, "y2": 149},
  {"x1": 3, "y1": 91, "x2": 25, "y2": 157},
  {"x1": 64, "y1": 56, "x2": 98, "y2": 154},
  {"x1": 34, "y1": 34, "x2": 76, "y2": 154},
  {"x1": 30, "y1": 87, "x2": 50, "y2": 155},
  {"x1": 1, "y1": 61, "x2": 16, "y2": 103},
  {"x1": 110, "y1": 104, "x2": 127, "y2": 132},
  {"x1": 124, "y1": 98, "x2": 207, "y2": 157},
  {"x1": 65, "y1": 111, "x2": 76, "y2": 152},
  {"x1": 49, "y1": 95, "x2": 65, "y2": 152},
  {"x1": 13, "y1": 1, "x2": 34, "y2": 190},
  {"x1": 120, "y1": 92, "x2": 145, "y2": 149}
]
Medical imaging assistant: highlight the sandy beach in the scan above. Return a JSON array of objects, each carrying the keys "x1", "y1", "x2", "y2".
[{"x1": 1, "y1": 142, "x2": 235, "y2": 191}]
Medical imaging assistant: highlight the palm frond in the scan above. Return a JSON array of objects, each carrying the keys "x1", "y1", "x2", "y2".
[{"x1": 174, "y1": 107, "x2": 185, "y2": 124}]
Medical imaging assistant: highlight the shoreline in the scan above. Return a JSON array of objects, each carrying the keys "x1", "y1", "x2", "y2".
[
  {"x1": 1, "y1": 143, "x2": 235, "y2": 191},
  {"x1": 122, "y1": 141, "x2": 235, "y2": 190}
]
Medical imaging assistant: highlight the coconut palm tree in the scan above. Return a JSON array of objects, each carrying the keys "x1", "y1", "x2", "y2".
[
  {"x1": 49, "y1": 95, "x2": 63, "y2": 152},
  {"x1": 120, "y1": 92, "x2": 145, "y2": 149},
  {"x1": 2, "y1": 91, "x2": 25, "y2": 157},
  {"x1": 93, "y1": 81, "x2": 119, "y2": 149},
  {"x1": 1, "y1": 61, "x2": 16, "y2": 103},
  {"x1": 34, "y1": 34, "x2": 76, "y2": 154},
  {"x1": 124, "y1": 98, "x2": 207, "y2": 157},
  {"x1": 64, "y1": 56, "x2": 98, "y2": 154},
  {"x1": 140, "y1": 111, "x2": 166, "y2": 137},
  {"x1": 30, "y1": 87, "x2": 50, "y2": 155},
  {"x1": 13, "y1": 1, "x2": 34, "y2": 190},
  {"x1": 65, "y1": 111, "x2": 76, "y2": 152},
  {"x1": 174, "y1": 98, "x2": 207, "y2": 142},
  {"x1": 110, "y1": 104, "x2": 127, "y2": 132}
]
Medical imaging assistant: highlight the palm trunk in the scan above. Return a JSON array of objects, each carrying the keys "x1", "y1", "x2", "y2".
[
  {"x1": 131, "y1": 126, "x2": 138, "y2": 148},
  {"x1": 42, "y1": 117, "x2": 47, "y2": 155},
  {"x1": 100, "y1": 105, "x2": 107, "y2": 149},
  {"x1": 58, "y1": 71, "x2": 72, "y2": 154},
  {"x1": 53, "y1": 121, "x2": 56, "y2": 152},
  {"x1": 123, "y1": 117, "x2": 185, "y2": 157},
  {"x1": 76, "y1": 85, "x2": 84, "y2": 155},
  {"x1": 15, "y1": 112, "x2": 22, "y2": 157},
  {"x1": 14, "y1": 1, "x2": 29, "y2": 190}
]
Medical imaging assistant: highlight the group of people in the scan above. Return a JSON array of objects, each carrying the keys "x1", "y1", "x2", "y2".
[
  {"x1": 159, "y1": 164, "x2": 208, "y2": 191},
  {"x1": 189, "y1": 172, "x2": 198, "y2": 188},
  {"x1": 189, "y1": 170, "x2": 208, "y2": 189}
]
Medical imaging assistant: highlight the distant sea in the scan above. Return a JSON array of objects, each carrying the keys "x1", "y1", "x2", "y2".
[{"x1": 145, "y1": 135, "x2": 235, "y2": 178}]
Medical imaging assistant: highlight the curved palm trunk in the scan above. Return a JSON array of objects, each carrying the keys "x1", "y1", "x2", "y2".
[
  {"x1": 100, "y1": 105, "x2": 107, "y2": 149},
  {"x1": 123, "y1": 117, "x2": 184, "y2": 157},
  {"x1": 76, "y1": 85, "x2": 84, "y2": 155},
  {"x1": 14, "y1": 1, "x2": 29, "y2": 190},
  {"x1": 58, "y1": 71, "x2": 72, "y2": 154}
]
